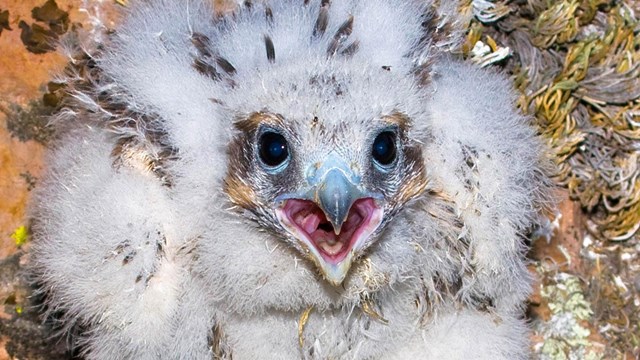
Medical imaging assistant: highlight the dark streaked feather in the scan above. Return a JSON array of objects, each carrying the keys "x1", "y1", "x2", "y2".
[
  {"x1": 191, "y1": 32, "x2": 212, "y2": 58},
  {"x1": 209, "y1": 323, "x2": 233, "y2": 359},
  {"x1": 313, "y1": 1, "x2": 330, "y2": 37},
  {"x1": 193, "y1": 58, "x2": 221, "y2": 80},
  {"x1": 327, "y1": 15, "x2": 354, "y2": 56},
  {"x1": 340, "y1": 40, "x2": 359, "y2": 57},
  {"x1": 111, "y1": 134, "x2": 178, "y2": 188},
  {"x1": 215, "y1": 56, "x2": 236, "y2": 75},
  {"x1": 264, "y1": 35, "x2": 275, "y2": 63},
  {"x1": 265, "y1": 6, "x2": 274, "y2": 24}
]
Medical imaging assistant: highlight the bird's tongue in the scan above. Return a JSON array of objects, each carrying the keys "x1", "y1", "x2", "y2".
[{"x1": 284, "y1": 198, "x2": 375, "y2": 264}]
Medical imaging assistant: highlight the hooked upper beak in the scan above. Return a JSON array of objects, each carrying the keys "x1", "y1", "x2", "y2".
[
  {"x1": 275, "y1": 153, "x2": 384, "y2": 285},
  {"x1": 314, "y1": 168, "x2": 362, "y2": 234}
]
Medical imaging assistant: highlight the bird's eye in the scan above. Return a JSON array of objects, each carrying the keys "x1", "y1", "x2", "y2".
[
  {"x1": 259, "y1": 131, "x2": 289, "y2": 168},
  {"x1": 372, "y1": 131, "x2": 397, "y2": 166}
]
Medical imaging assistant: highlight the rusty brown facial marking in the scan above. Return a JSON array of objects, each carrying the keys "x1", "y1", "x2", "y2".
[
  {"x1": 233, "y1": 112, "x2": 286, "y2": 133},
  {"x1": 383, "y1": 112, "x2": 429, "y2": 207},
  {"x1": 394, "y1": 146, "x2": 429, "y2": 206},
  {"x1": 224, "y1": 128, "x2": 261, "y2": 211},
  {"x1": 382, "y1": 112, "x2": 411, "y2": 131},
  {"x1": 225, "y1": 112, "x2": 285, "y2": 211},
  {"x1": 224, "y1": 173, "x2": 259, "y2": 210}
]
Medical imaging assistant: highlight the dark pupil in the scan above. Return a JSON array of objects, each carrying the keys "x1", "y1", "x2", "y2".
[
  {"x1": 259, "y1": 132, "x2": 289, "y2": 167},
  {"x1": 372, "y1": 131, "x2": 397, "y2": 166}
]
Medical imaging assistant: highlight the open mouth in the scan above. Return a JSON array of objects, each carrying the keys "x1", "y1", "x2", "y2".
[{"x1": 276, "y1": 198, "x2": 383, "y2": 284}]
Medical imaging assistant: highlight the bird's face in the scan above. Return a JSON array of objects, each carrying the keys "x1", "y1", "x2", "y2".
[{"x1": 225, "y1": 94, "x2": 428, "y2": 285}]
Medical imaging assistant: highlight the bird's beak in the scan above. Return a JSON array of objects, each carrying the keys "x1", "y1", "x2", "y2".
[
  {"x1": 275, "y1": 154, "x2": 384, "y2": 285},
  {"x1": 315, "y1": 167, "x2": 362, "y2": 234}
]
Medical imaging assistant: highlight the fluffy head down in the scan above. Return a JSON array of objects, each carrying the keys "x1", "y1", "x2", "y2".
[{"x1": 29, "y1": 0, "x2": 551, "y2": 358}]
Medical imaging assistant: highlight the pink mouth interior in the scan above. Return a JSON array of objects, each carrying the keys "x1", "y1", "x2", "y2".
[{"x1": 281, "y1": 198, "x2": 378, "y2": 264}]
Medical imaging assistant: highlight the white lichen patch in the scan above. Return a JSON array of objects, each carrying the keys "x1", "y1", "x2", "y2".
[
  {"x1": 534, "y1": 271, "x2": 603, "y2": 360},
  {"x1": 469, "y1": 40, "x2": 511, "y2": 67}
]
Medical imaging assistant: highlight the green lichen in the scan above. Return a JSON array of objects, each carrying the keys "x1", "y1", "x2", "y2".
[{"x1": 537, "y1": 272, "x2": 603, "y2": 360}]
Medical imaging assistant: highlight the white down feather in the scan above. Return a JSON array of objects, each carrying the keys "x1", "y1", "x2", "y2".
[{"x1": 30, "y1": 0, "x2": 551, "y2": 359}]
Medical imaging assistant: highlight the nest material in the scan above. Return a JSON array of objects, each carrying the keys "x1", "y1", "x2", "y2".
[
  {"x1": 460, "y1": 1, "x2": 640, "y2": 358},
  {"x1": 462, "y1": 0, "x2": 640, "y2": 243}
]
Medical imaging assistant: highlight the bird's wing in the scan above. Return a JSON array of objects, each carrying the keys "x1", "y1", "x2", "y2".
[
  {"x1": 28, "y1": 1, "x2": 239, "y2": 356},
  {"x1": 420, "y1": 59, "x2": 553, "y2": 312},
  {"x1": 29, "y1": 127, "x2": 202, "y2": 358}
]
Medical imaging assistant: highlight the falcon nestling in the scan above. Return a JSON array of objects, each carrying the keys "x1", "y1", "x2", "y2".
[{"x1": 30, "y1": 0, "x2": 551, "y2": 359}]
